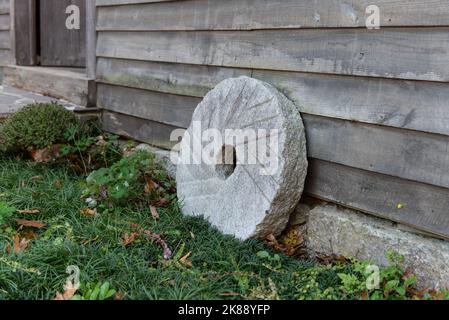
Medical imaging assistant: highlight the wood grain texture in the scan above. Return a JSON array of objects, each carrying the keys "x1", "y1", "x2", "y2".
[
  {"x1": 97, "y1": 28, "x2": 449, "y2": 82},
  {"x1": 3, "y1": 65, "x2": 92, "y2": 105},
  {"x1": 40, "y1": 0, "x2": 86, "y2": 67},
  {"x1": 0, "y1": 0, "x2": 9, "y2": 14},
  {"x1": 0, "y1": 13, "x2": 10, "y2": 30},
  {"x1": 97, "y1": 83, "x2": 201, "y2": 127},
  {"x1": 303, "y1": 114, "x2": 449, "y2": 190},
  {"x1": 0, "y1": 29, "x2": 9, "y2": 48},
  {"x1": 97, "y1": 58, "x2": 449, "y2": 137},
  {"x1": 306, "y1": 159, "x2": 449, "y2": 240},
  {"x1": 96, "y1": 79, "x2": 449, "y2": 190},
  {"x1": 14, "y1": 0, "x2": 36, "y2": 65},
  {"x1": 86, "y1": 0, "x2": 97, "y2": 79},
  {"x1": 97, "y1": 0, "x2": 449, "y2": 31},
  {"x1": 0, "y1": 48, "x2": 10, "y2": 64},
  {"x1": 96, "y1": 58, "x2": 251, "y2": 97},
  {"x1": 102, "y1": 110, "x2": 179, "y2": 150},
  {"x1": 96, "y1": 0, "x2": 177, "y2": 5}
]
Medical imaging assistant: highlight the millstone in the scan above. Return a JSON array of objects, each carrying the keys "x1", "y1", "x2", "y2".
[{"x1": 176, "y1": 76, "x2": 308, "y2": 240}]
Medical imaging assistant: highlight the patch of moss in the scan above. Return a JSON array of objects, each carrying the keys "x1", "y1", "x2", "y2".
[{"x1": 0, "y1": 103, "x2": 79, "y2": 151}]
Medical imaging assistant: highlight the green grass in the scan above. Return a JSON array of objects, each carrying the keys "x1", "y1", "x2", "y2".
[
  {"x1": 0, "y1": 156, "x2": 444, "y2": 300},
  {"x1": 0, "y1": 157, "x2": 318, "y2": 300}
]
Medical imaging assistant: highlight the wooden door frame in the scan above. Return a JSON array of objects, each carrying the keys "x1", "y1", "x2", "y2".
[{"x1": 11, "y1": 0, "x2": 96, "y2": 79}]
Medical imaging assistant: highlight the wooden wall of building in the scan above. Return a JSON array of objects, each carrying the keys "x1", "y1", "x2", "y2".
[
  {"x1": 0, "y1": 0, "x2": 11, "y2": 64},
  {"x1": 96, "y1": 0, "x2": 449, "y2": 239}
]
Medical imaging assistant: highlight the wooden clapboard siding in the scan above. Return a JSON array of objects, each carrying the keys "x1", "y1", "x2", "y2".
[
  {"x1": 96, "y1": 0, "x2": 449, "y2": 238},
  {"x1": 97, "y1": 28, "x2": 449, "y2": 82},
  {"x1": 306, "y1": 160, "x2": 449, "y2": 241},
  {"x1": 96, "y1": 58, "x2": 251, "y2": 97},
  {"x1": 0, "y1": 13, "x2": 9, "y2": 30},
  {"x1": 97, "y1": 0, "x2": 449, "y2": 31},
  {"x1": 0, "y1": 29, "x2": 10, "y2": 49},
  {"x1": 97, "y1": 83, "x2": 201, "y2": 128},
  {"x1": 0, "y1": 0, "x2": 9, "y2": 14},
  {"x1": 97, "y1": 81, "x2": 449, "y2": 190},
  {"x1": 102, "y1": 110, "x2": 179, "y2": 150},
  {"x1": 96, "y1": 0, "x2": 177, "y2": 6},
  {"x1": 97, "y1": 58, "x2": 449, "y2": 137},
  {"x1": 303, "y1": 114, "x2": 449, "y2": 190}
]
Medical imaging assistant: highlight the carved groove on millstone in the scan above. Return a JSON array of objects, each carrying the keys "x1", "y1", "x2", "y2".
[{"x1": 176, "y1": 76, "x2": 308, "y2": 240}]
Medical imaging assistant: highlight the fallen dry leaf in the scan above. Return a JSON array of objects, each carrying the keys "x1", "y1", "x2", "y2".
[
  {"x1": 82, "y1": 236, "x2": 99, "y2": 246},
  {"x1": 220, "y1": 292, "x2": 241, "y2": 297},
  {"x1": 16, "y1": 209, "x2": 40, "y2": 215},
  {"x1": 29, "y1": 145, "x2": 61, "y2": 163},
  {"x1": 281, "y1": 228, "x2": 305, "y2": 256},
  {"x1": 7, "y1": 234, "x2": 30, "y2": 254},
  {"x1": 53, "y1": 179, "x2": 62, "y2": 189},
  {"x1": 20, "y1": 230, "x2": 38, "y2": 240},
  {"x1": 150, "y1": 206, "x2": 159, "y2": 220},
  {"x1": 122, "y1": 232, "x2": 139, "y2": 246},
  {"x1": 151, "y1": 198, "x2": 169, "y2": 208},
  {"x1": 265, "y1": 234, "x2": 285, "y2": 252},
  {"x1": 114, "y1": 292, "x2": 124, "y2": 300},
  {"x1": 80, "y1": 208, "x2": 98, "y2": 217},
  {"x1": 54, "y1": 284, "x2": 78, "y2": 301},
  {"x1": 15, "y1": 219, "x2": 46, "y2": 229},
  {"x1": 316, "y1": 253, "x2": 350, "y2": 265},
  {"x1": 180, "y1": 251, "x2": 193, "y2": 268},
  {"x1": 142, "y1": 230, "x2": 172, "y2": 260},
  {"x1": 144, "y1": 178, "x2": 156, "y2": 194}
]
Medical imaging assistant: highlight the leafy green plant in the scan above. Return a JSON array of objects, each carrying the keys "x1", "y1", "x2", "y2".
[
  {"x1": 72, "y1": 281, "x2": 116, "y2": 300},
  {"x1": 0, "y1": 103, "x2": 79, "y2": 152},
  {"x1": 82, "y1": 150, "x2": 169, "y2": 206},
  {"x1": 60, "y1": 123, "x2": 122, "y2": 174},
  {"x1": 0, "y1": 202, "x2": 15, "y2": 225},
  {"x1": 257, "y1": 250, "x2": 282, "y2": 271}
]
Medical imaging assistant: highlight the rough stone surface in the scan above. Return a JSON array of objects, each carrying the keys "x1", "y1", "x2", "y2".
[
  {"x1": 307, "y1": 204, "x2": 449, "y2": 289},
  {"x1": 176, "y1": 76, "x2": 308, "y2": 240}
]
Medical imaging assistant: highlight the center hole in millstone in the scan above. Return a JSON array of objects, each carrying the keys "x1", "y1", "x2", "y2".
[{"x1": 215, "y1": 145, "x2": 237, "y2": 180}]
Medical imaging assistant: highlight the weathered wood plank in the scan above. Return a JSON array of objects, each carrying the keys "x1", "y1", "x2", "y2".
[
  {"x1": 0, "y1": 0, "x2": 9, "y2": 14},
  {"x1": 0, "y1": 48, "x2": 10, "y2": 64},
  {"x1": 86, "y1": 0, "x2": 97, "y2": 79},
  {"x1": 0, "y1": 29, "x2": 9, "y2": 49},
  {"x1": 97, "y1": 80, "x2": 449, "y2": 189},
  {"x1": 40, "y1": 0, "x2": 86, "y2": 67},
  {"x1": 97, "y1": 58, "x2": 449, "y2": 137},
  {"x1": 96, "y1": 58, "x2": 251, "y2": 97},
  {"x1": 14, "y1": 0, "x2": 36, "y2": 65},
  {"x1": 102, "y1": 110, "x2": 178, "y2": 150},
  {"x1": 97, "y1": 83, "x2": 201, "y2": 127},
  {"x1": 96, "y1": 0, "x2": 177, "y2": 6},
  {"x1": 0, "y1": 14, "x2": 10, "y2": 30},
  {"x1": 303, "y1": 114, "x2": 449, "y2": 190},
  {"x1": 3, "y1": 65, "x2": 91, "y2": 105},
  {"x1": 97, "y1": 28, "x2": 449, "y2": 82},
  {"x1": 306, "y1": 159, "x2": 449, "y2": 240},
  {"x1": 97, "y1": 0, "x2": 449, "y2": 31}
]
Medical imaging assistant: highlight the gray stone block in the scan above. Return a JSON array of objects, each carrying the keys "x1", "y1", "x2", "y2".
[{"x1": 307, "y1": 204, "x2": 449, "y2": 289}]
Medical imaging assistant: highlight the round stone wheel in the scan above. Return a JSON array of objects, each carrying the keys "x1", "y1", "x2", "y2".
[{"x1": 176, "y1": 76, "x2": 308, "y2": 240}]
